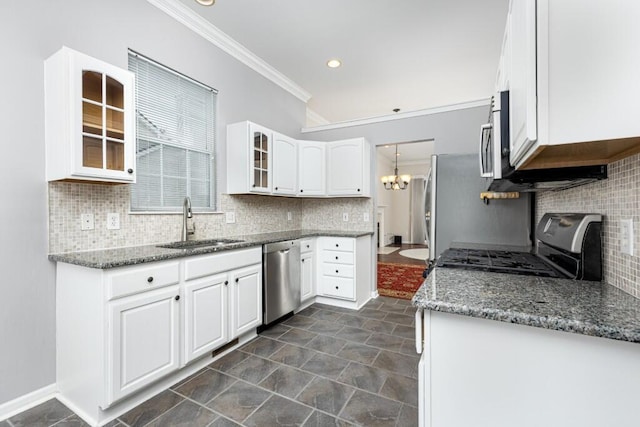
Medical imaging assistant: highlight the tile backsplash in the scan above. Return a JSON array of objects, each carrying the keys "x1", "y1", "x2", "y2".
[
  {"x1": 48, "y1": 182, "x2": 374, "y2": 254},
  {"x1": 537, "y1": 153, "x2": 640, "y2": 299}
]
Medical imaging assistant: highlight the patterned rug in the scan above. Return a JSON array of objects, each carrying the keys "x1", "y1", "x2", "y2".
[{"x1": 377, "y1": 262, "x2": 425, "y2": 300}]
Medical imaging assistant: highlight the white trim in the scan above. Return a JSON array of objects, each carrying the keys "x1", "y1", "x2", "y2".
[
  {"x1": 0, "y1": 383, "x2": 57, "y2": 421},
  {"x1": 301, "y1": 99, "x2": 491, "y2": 133},
  {"x1": 306, "y1": 108, "x2": 330, "y2": 126},
  {"x1": 146, "y1": 0, "x2": 311, "y2": 103}
]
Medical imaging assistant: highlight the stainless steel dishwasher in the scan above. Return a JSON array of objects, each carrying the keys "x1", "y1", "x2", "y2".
[{"x1": 263, "y1": 240, "x2": 301, "y2": 325}]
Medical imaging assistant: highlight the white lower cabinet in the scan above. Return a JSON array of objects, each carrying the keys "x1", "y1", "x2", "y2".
[
  {"x1": 56, "y1": 247, "x2": 261, "y2": 426},
  {"x1": 183, "y1": 273, "x2": 228, "y2": 365},
  {"x1": 108, "y1": 286, "x2": 181, "y2": 404},
  {"x1": 229, "y1": 264, "x2": 262, "y2": 338},
  {"x1": 315, "y1": 235, "x2": 372, "y2": 309},
  {"x1": 301, "y1": 251, "x2": 315, "y2": 302}
]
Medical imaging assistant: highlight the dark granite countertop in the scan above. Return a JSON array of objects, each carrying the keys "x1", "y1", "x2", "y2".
[
  {"x1": 412, "y1": 267, "x2": 640, "y2": 344},
  {"x1": 49, "y1": 229, "x2": 373, "y2": 269}
]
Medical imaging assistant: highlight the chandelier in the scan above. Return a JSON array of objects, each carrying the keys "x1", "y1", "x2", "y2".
[{"x1": 381, "y1": 145, "x2": 411, "y2": 190}]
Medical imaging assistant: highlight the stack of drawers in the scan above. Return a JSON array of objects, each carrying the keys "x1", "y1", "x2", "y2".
[{"x1": 319, "y1": 237, "x2": 355, "y2": 300}]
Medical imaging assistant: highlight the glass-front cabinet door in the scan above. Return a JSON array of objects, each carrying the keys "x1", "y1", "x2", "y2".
[
  {"x1": 45, "y1": 47, "x2": 135, "y2": 183},
  {"x1": 249, "y1": 123, "x2": 271, "y2": 192}
]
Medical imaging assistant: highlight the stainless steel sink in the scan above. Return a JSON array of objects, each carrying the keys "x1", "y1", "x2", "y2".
[{"x1": 157, "y1": 238, "x2": 244, "y2": 250}]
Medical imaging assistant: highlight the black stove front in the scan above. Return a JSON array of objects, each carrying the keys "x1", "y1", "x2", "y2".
[{"x1": 436, "y1": 248, "x2": 564, "y2": 278}]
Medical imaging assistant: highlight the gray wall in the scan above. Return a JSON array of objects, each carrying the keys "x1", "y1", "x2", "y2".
[
  {"x1": 0, "y1": 0, "x2": 306, "y2": 405},
  {"x1": 302, "y1": 105, "x2": 488, "y2": 154}
]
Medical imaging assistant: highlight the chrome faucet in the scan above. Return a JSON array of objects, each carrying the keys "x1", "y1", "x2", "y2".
[{"x1": 182, "y1": 196, "x2": 195, "y2": 241}]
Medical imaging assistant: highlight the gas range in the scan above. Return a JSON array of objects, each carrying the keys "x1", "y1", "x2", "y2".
[{"x1": 435, "y1": 213, "x2": 603, "y2": 281}]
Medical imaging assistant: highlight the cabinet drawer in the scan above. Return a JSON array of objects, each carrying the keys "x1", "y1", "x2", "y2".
[
  {"x1": 322, "y1": 250, "x2": 354, "y2": 265},
  {"x1": 320, "y1": 277, "x2": 355, "y2": 300},
  {"x1": 321, "y1": 237, "x2": 354, "y2": 251},
  {"x1": 184, "y1": 247, "x2": 262, "y2": 280},
  {"x1": 300, "y1": 239, "x2": 315, "y2": 254},
  {"x1": 322, "y1": 263, "x2": 354, "y2": 278},
  {"x1": 107, "y1": 262, "x2": 180, "y2": 300}
]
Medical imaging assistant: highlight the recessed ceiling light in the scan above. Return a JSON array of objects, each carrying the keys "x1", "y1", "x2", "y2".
[
  {"x1": 384, "y1": 145, "x2": 390, "y2": 148},
  {"x1": 327, "y1": 59, "x2": 342, "y2": 68},
  {"x1": 195, "y1": 0, "x2": 215, "y2": 5}
]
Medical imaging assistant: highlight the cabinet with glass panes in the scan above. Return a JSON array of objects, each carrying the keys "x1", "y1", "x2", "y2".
[
  {"x1": 45, "y1": 47, "x2": 136, "y2": 183},
  {"x1": 226, "y1": 121, "x2": 272, "y2": 194}
]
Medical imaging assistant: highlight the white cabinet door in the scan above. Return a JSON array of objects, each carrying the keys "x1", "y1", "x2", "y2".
[
  {"x1": 301, "y1": 251, "x2": 315, "y2": 302},
  {"x1": 229, "y1": 264, "x2": 262, "y2": 338},
  {"x1": 249, "y1": 123, "x2": 272, "y2": 193},
  {"x1": 227, "y1": 121, "x2": 272, "y2": 194},
  {"x1": 298, "y1": 141, "x2": 326, "y2": 196},
  {"x1": 327, "y1": 138, "x2": 370, "y2": 197},
  {"x1": 183, "y1": 273, "x2": 228, "y2": 365},
  {"x1": 108, "y1": 286, "x2": 180, "y2": 405},
  {"x1": 508, "y1": 0, "x2": 537, "y2": 165},
  {"x1": 273, "y1": 133, "x2": 298, "y2": 195},
  {"x1": 45, "y1": 47, "x2": 136, "y2": 183}
]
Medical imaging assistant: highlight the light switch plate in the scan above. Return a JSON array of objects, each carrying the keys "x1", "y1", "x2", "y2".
[
  {"x1": 81, "y1": 213, "x2": 94, "y2": 231},
  {"x1": 363, "y1": 212, "x2": 370, "y2": 222},
  {"x1": 343, "y1": 212, "x2": 349, "y2": 222},
  {"x1": 226, "y1": 212, "x2": 236, "y2": 224},
  {"x1": 620, "y1": 218, "x2": 634, "y2": 255},
  {"x1": 107, "y1": 213, "x2": 120, "y2": 230},
  {"x1": 287, "y1": 211, "x2": 292, "y2": 221}
]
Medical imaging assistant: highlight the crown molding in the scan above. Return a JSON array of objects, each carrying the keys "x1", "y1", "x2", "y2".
[
  {"x1": 301, "y1": 98, "x2": 490, "y2": 133},
  {"x1": 305, "y1": 107, "x2": 330, "y2": 126},
  {"x1": 147, "y1": 0, "x2": 312, "y2": 103}
]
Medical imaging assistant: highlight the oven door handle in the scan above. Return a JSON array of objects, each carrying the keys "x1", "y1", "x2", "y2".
[{"x1": 479, "y1": 123, "x2": 493, "y2": 178}]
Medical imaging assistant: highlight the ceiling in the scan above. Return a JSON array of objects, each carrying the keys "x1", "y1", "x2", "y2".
[{"x1": 178, "y1": 0, "x2": 509, "y2": 125}]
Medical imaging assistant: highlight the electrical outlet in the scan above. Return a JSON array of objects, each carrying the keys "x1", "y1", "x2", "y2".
[
  {"x1": 363, "y1": 212, "x2": 370, "y2": 222},
  {"x1": 287, "y1": 211, "x2": 292, "y2": 221},
  {"x1": 107, "y1": 213, "x2": 120, "y2": 230},
  {"x1": 343, "y1": 212, "x2": 349, "y2": 222},
  {"x1": 620, "y1": 218, "x2": 634, "y2": 255},
  {"x1": 81, "y1": 213, "x2": 94, "y2": 231},
  {"x1": 226, "y1": 212, "x2": 236, "y2": 224}
]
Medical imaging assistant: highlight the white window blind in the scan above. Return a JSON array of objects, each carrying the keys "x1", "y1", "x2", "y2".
[{"x1": 128, "y1": 51, "x2": 217, "y2": 211}]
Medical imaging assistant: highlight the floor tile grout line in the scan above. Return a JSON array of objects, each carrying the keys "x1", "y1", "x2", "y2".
[
  {"x1": 131, "y1": 390, "x2": 199, "y2": 427},
  {"x1": 48, "y1": 413, "x2": 79, "y2": 427}
]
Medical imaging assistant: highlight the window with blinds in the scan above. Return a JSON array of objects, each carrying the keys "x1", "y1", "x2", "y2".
[{"x1": 128, "y1": 51, "x2": 217, "y2": 211}]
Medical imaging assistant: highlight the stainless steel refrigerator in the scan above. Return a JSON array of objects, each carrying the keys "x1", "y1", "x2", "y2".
[{"x1": 426, "y1": 153, "x2": 532, "y2": 262}]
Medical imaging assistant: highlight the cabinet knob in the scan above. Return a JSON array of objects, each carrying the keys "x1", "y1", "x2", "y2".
[
  {"x1": 335, "y1": 256, "x2": 339, "y2": 260},
  {"x1": 235, "y1": 278, "x2": 239, "y2": 283},
  {"x1": 302, "y1": 259, "x2": 305, "y2": 263},
  {"x1": 127, "y1": 168, "x2": 134, "y2": 174},
  {"x1": 252, "y1": 184, "x2": 256, "y2": 188},
  {"x1": 335, "y1": 286, "x2": 339, "y2": 290},
  {"x1": 357, "y1": 188, "x2": 361, "y2": 192},
  {"x1": 300, "y1": 189, "x2": 304, "y2": 193},
  {"x1": 174, "y1": 295, "x2": 180, "y2": 301},
  {"x1": 147, "y1": 276, "x2": 154, "y2": 283},
  {"x1": 335, "y1": 269, "x2": 339, "y2": 273},
  {"x1": 306, "y1": 245, "x2": 310, "y2": 248},
  {"x1": 224, "y1": 280, "x2": 228, "y2": 286},
  {"x1": 275, "y1": 187, "x2": 278, "y2": 190},
  {"x1": 335, "y1": 244, "x2": 339, "y2": 248}
]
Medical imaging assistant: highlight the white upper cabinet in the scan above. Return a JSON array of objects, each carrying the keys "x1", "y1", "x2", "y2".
[
  {"x1": 506, "y1": 0, "x2": 640, "y2": 170},
  {"x1": 45, "y1": 47, "x2": 136, "y2": 183},
  {"x1": 327, "y1": 138, "x2": 370, "y2": 197},
  {"x1": 298, "y1": 141, "x2": 326, "y2": 196},
  {"x1": 227, "y1": 121, "x2": 272, "y2": 194},
  {"x1": 272, "y1": 132, "x2": 298, "y2": 195},
  {"x1": 226, "y1": 122, "x2": 370, "y2": 198}
]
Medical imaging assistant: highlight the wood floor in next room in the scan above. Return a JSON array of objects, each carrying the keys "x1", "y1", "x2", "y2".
[
  {"x1": 377, "y1": 243, "x2": 428, "y2": 266},
  {"x1": 2, "y1": 297, "x2": 419, "y2": 427}
]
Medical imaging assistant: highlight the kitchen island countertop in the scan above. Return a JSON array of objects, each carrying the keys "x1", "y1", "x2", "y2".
[
  {"x1": 412, "y1": 267, "x2": 640, "y2": 344},
  {"x1": 49, "y1": 229, "x2": 373, "y2": 269}
]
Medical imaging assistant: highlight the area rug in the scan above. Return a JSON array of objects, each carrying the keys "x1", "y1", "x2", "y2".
[
  {"x1": 377, "y1": 262, "x2": 425, "y2": 300},
  {"x1": 377, "y1": 246, "x2": 399, "y2": 255},
  {"x1": 399, "y1": 248, "x2": 429, "y2": 260}
]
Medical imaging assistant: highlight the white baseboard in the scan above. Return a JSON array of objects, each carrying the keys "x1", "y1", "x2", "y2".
[
  {"x1": 371, "y1": 290, "x2": 380, "y2": 299},
  {"x1": 0, "y1": 383, "x2": 58, "y2": 422}
]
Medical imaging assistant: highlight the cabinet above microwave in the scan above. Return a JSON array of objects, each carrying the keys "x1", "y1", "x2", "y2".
[{"x1": 499, "y1": 0, "x2": 640, "y2": 171}]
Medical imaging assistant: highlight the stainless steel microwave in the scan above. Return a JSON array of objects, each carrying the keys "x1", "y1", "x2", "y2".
[{"x1": 479, "y1": 90, "x2": 607, "y2": 192}]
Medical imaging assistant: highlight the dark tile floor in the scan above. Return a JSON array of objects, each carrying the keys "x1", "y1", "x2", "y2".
[{"x1": 1, "y1": 297, "x2": 419, "y2": 427}]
